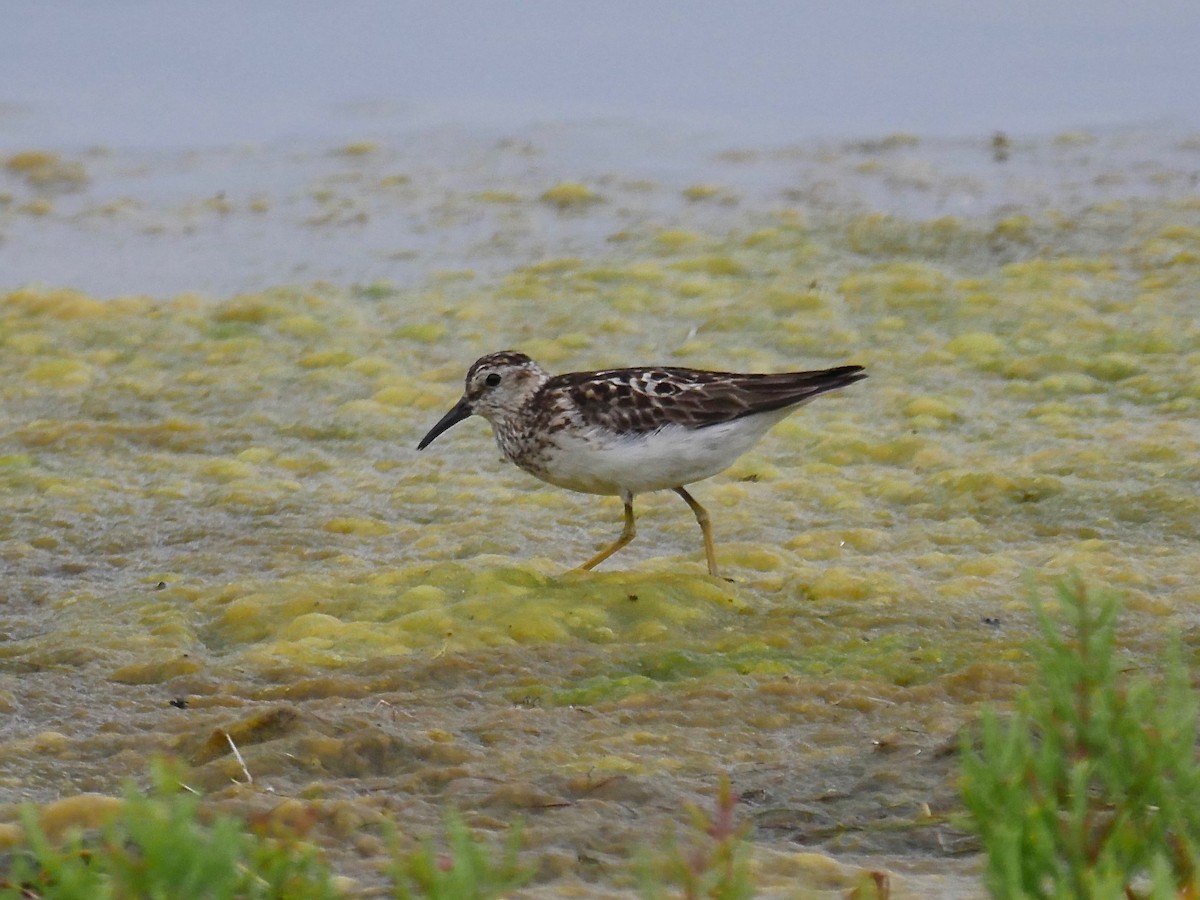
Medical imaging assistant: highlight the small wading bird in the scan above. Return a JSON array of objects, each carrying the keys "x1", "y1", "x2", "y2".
[{"x1": 417, "y1": 352, "x2": 866, "y2": 578}]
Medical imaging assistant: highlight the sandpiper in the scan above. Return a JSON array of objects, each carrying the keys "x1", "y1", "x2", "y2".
[{"x1": 417, "y1": 351, "x2": 866, "y2": 577}]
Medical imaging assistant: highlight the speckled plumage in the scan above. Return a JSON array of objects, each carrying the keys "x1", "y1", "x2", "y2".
[{"x1": 418, "y1": 351, "x2": 866, "y2": 576}]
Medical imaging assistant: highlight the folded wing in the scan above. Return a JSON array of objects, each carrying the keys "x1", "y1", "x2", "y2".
[{"x1": 556, "y1": 365, "x2": 866, "y2": 434}]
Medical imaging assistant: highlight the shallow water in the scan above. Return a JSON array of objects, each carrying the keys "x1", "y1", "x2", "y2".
[
  {"x1": 1, "y1": 126, "x2": 1199, "y2": 896},
  {"x1": 4, "y1": 2, "x2": 1198, "y2": 149}
]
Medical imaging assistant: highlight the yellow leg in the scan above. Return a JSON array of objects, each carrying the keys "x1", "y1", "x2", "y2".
[
  {"x1": 576, "y1": 498, "x2": 636, "y2": 572},
  {"x1": 674, "y1": 486, "x2": 720, "y2": 577}
]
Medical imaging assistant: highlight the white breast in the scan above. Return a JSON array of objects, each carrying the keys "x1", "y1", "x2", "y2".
[{"x1": 528, "y1": 409, "x2": 793, "y2": 497}]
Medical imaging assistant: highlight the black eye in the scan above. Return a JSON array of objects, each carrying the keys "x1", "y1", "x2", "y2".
[{"x1": 485, "y1": 373, "x2": 502, "y2": 387}]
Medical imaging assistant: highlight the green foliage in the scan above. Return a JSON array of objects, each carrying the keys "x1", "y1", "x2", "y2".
[
  {"x1": 961, "y1": 578, "x2": 1200, "y2": 899},
  {"x1": 387, "y1": 812, "x2": 533, "y2": 900},
  {"x1": 1, "y1": 760, "x2": 337, "y2": 900},
  {"x1": 640, "y1": 774, "x2": 755, "y2": 900}
]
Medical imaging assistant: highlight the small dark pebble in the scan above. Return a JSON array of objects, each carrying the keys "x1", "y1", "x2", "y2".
[{"x1": 991, "y1": 131, "x2": 1010, "y2": 163}]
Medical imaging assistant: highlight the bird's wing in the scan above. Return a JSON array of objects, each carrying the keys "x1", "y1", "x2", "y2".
[{"x1": 552, "y1": 365, "x2": 866, "y2": 434}]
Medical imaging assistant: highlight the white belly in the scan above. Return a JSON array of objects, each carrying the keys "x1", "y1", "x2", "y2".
[{"x1": 525, "y1": 411, "x2": 792, "y2": 497}]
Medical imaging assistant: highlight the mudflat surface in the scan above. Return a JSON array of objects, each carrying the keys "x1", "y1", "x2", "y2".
[{"x1": 1, "y1": 126, "x2": 1198, "y2": 896}]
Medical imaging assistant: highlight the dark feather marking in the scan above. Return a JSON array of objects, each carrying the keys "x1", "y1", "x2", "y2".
[{"x1": 546, "y1": 364, "x2": 866, "y2": 435}]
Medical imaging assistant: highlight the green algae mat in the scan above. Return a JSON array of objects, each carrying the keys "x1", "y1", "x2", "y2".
[{"x1": 1, "y1": 129, "x2": 1198, "y2": 897}]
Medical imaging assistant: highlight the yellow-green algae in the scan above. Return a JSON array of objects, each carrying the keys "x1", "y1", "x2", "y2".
[
  {"x1": 2, "y1": 148, "x2": 1199, "y2": 897},
  {"x1": 4, "y1": 150, "x2": 89, "y2": 191},
  {"x1": 539, "y1": 181, "x2": 602, "y2": 210}
]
